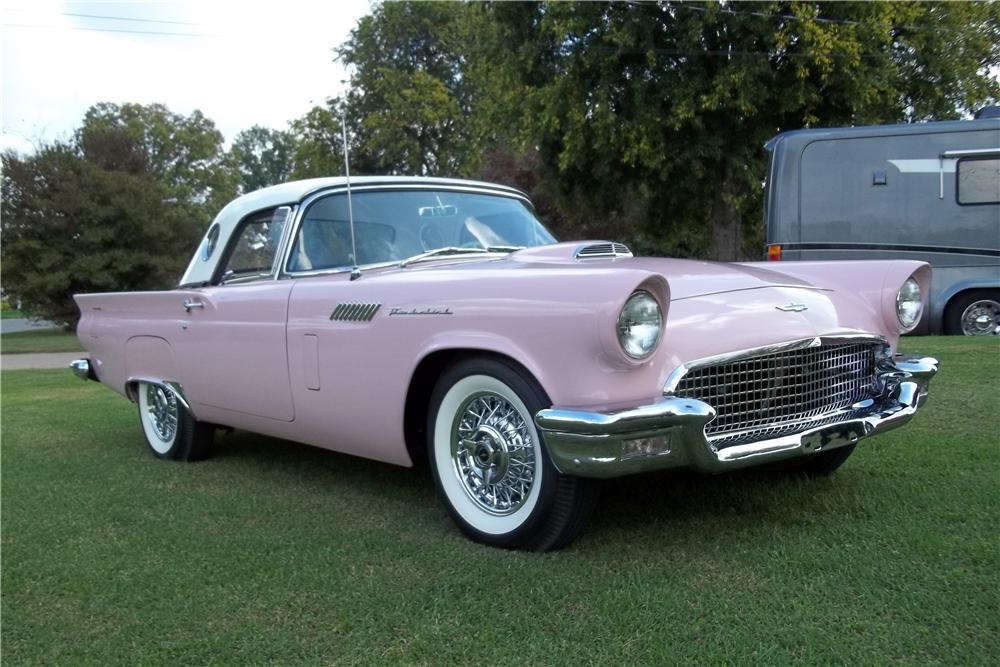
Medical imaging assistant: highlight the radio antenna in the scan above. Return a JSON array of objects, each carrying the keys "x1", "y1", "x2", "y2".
[{"x1": 341, "y1": 111, "x2": 361, "y2": 281}]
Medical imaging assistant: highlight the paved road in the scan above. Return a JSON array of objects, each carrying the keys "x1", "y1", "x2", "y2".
[
  {"x1": 1, "y1": 318, "x2": 57, "y2": 333},
  {"x1": 1, "y1": 352, "x2": 81, "y2": 370}
]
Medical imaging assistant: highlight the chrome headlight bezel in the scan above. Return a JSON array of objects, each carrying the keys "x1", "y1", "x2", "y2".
[
  {"x1": 616, "y1": 290, "x2": 663, "y2": 360},
  {"x1": 896, "y1": 277, "x2": 923, "y2": 329}
]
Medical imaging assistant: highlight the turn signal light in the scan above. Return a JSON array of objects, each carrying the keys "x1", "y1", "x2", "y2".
[
  {"x1": 621, "y1": 435, "x2": 672, "y2": 460},
  {"x1": 767, "y1": 244, "x2": 782, "y2": 261}
]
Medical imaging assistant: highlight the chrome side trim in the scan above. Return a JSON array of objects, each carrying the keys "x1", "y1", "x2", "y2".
[
  {"x1": 536, "y1": 352, "x2": 937, "y2": 478},
  {"x1": 125, "y1": 377, "x2": 195, "y2": 417},
  {"x1": 662, "y1": 334, "x2": 890, "y2": 394}
]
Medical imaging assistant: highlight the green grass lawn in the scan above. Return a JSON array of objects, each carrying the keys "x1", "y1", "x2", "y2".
[
  {"x1": 1, "y1": 328, "x2": 84, "y2": 354},
  {"x1": 1, "y1": 309, "x2": 25, "y2": 319},
  {"x1": 2, "y1": 337, "x2": 998, "y2": 664}
]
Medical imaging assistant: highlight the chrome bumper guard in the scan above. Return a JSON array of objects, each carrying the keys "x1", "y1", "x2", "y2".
[
  {"x1": 534, "y1": 354, "x2": 938, "y2": 478},
  {"x1": 70, "y1": 358, "x2": 96, "y2": 381}
]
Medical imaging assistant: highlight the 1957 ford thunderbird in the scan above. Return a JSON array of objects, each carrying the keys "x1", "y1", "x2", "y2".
[{"x1": 72, "y1": 176, "x2": 938, "y2": 550}]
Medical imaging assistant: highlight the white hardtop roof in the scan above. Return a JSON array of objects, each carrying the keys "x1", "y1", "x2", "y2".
[
  {"x1": 179, "y1": 176, "x2": 530, "y2": 286},
  {"x1": 216, "y1": 176, "x2": 529, "y2": 224}
]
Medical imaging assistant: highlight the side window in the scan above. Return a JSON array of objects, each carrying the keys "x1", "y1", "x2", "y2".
[
  {"x1": 957, "y1": 157, "x2": 1000, "y2": 205},
  {"x1": 218, "y1": 206, "x2": 291, "y2": 282},
  {"x1": 287, "y1": 194, "x2": 399, "y2": 272}
]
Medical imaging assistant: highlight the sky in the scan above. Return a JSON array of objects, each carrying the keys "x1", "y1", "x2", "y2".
[{"x1": 0, "y1": 0, "x2": 373, "y2": 153}]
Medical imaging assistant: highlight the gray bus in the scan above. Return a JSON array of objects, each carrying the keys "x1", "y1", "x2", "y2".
[{"x1": 764, "y1": 112, "x2": 999, "y2": 335}]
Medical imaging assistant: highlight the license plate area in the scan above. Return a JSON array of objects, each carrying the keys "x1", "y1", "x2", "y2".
[{"x1": 800, "y1": 422, "x2": 863, "y2": 453}]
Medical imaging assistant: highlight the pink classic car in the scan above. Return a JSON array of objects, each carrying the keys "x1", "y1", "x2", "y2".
[{"x1": 72, "y1": 176, "x2": 938, "y2": 550}]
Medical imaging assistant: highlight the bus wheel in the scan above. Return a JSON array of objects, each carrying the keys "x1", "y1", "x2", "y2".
[{"x1": 945, "y1": 290, "x2": 1000, "y2": 336}]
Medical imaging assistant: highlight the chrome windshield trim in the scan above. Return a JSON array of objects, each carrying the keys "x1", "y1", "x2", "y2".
[
  {"x1": 269, "y1": 204, "x2": 298, "y2": 281},
  {"x1": 278, "y1": 184, "x2": 541, "y2": 280},
  {"x1": 662, "y1": 334, "x2": 890, "y2": 395}
]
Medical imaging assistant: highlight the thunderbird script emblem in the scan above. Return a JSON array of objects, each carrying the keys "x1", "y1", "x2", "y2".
[{"x1": 776, "y1": 303, "x2": 809, "y2": 312}]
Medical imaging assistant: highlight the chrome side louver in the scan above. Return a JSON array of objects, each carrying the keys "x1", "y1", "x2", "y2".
[
  {"x1": 574, "y1": 242, "x2": 633, "y2": 260},
  {"x1": 330, "y1": 303, "x2": 381, "y2": 322}
]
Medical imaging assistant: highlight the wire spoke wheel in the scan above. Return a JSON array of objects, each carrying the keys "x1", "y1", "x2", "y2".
[
  {"x1": 452, "y1": 392, "x2": 536, "y2": 516},
  {"x1": 429, "y1": 358, "x2": 598, "y2": 551},
  {"x1": 145, "y1": 383, "x2": 179, "y2": 444},
  {"x1": 136, "y1": 381, "x2": 213, "y2": 461}
]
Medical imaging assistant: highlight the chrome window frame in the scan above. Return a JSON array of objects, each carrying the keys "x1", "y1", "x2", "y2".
[
  {"x1": 277, "y1": 184, "x2": 542, "y2": 280},
  {"x1": 210, "y1": 204, "x2": 299, "y2": 286}
]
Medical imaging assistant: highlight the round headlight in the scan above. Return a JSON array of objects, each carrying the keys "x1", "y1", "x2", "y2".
[
  {"x1": 896, "y1": 277, "x2": 923, "y2": 328},
  {"x1": 617, "y1": 290, "x2": 662, "y2": 359}
]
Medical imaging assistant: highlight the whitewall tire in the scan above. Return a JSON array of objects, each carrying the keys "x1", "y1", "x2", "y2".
[
  {"x1": 428, "y1": 357, "x2": 597, "y2": 550},
  {"x1": 136, "y1": 381, "x2": 214, "y2": 461}
]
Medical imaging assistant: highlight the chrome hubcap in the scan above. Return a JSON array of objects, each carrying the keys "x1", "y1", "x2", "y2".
[
  {"x1": 452, "y1": 392, "x2": 536, "y2": 516},
  {"x1": 146, "y1": 384, "x2": 178, "y2": 441},
  {"x1": 960, "y1": 299, "x2": 1000, "y2": 336}
]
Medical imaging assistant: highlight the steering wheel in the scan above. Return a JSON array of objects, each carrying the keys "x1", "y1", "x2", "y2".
[{"x1": 419, "y1": 223, "x2": 443, "y2": 251}]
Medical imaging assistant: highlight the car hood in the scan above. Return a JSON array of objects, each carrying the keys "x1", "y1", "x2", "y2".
[
  {"x1": 613, "y1": 257, "x2": 825, "y2": 301},
  {"x1": 510, "y1": 244, "x2": 825, "y2": 300},
  {"x1": 506, "y1": 245, "x2": 907, "y2": 357}
]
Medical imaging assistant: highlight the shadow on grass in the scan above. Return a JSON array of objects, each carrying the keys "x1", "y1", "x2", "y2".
[
  {"x1": 208, "y1": 428, "x2": 858, "y2": 547},
  {"x1": 208, "y1": 429, "x2": 437, "y2": 504}
]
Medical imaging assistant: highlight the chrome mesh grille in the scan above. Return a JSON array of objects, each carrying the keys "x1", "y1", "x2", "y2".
[{"x1": 672, "y1": 342, "x2": 879, "y2": 446}]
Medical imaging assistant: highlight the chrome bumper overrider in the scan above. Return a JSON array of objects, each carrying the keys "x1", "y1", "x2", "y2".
[
  {"x1": 534, "y1": 354, "x2": 938, "y2": 478},
  {"x1": 70, "y1": 358, "x2": 94, "y2": 381}
]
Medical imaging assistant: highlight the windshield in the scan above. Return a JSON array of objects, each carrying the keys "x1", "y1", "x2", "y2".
[{"x1": 287, "y1": 189, "x2": 556, "y2": 273}]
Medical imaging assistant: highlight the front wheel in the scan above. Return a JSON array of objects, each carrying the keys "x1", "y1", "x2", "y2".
[
  {"x1": 137, "y1": 381, "x2": 214, "y2": 461},
  {"x1": 428, "y1": 358, "x2": 597, "y2": 551}
]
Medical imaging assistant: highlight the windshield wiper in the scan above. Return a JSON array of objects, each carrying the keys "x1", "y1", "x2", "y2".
[{"x1": 398, "y1": 245, "x2": 523, "y2": 269}]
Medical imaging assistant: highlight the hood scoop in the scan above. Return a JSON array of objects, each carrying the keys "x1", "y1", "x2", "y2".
[{"x1": 574, "y1": 242, "x2": 633, "y2": 260}]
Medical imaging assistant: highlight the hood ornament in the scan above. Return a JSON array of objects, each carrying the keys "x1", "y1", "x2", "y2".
[{"x1": 776, "y1": 303, "x2": 809, "y2": 312}]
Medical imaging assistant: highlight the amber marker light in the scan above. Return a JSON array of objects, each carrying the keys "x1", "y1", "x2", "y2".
[{"x1": 767, "y1": 244, "x2": 782, "y2": 261}]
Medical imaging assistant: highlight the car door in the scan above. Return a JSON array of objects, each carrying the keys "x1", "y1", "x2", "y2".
[{"x1": 174, "y1": 207, "x2": 295, "y2": 421}]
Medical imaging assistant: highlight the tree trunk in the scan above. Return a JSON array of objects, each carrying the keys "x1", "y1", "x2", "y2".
[{"x1": 707, "y1": 167, "x2": 743, "y2": 261}]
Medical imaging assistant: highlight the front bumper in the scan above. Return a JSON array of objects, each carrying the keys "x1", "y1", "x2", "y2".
[{"x1": 534, "y1": 354, "x2": 938, "y2": 478}]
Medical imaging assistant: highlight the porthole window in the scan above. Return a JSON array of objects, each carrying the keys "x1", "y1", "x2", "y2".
[{"x1": 201, "y1": 224, "x2": 220, "y2": 261}]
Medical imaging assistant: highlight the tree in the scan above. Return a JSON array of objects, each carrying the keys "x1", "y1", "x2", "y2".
[
  {"x1": 288, "y1": 103, "x2": 349, "y2": 179},
  {"x1": 1, "y1": 145, "x2": 200, "y2": 325},
  {"x1": 78, "y1": 102, "x2": 235, "y2": 227},
  {"x1": 477, "y1": 1, "x2": 1000, "y2": 259},
  {"x1": 1, "y1": 102, "x2": 233, "y2": 325},
  {"x1": 337, "y1": 2, "x2": 479, "y2": 176},
  {"x1": 227, "y1": 125, "x2": 295, "y2": 193}
]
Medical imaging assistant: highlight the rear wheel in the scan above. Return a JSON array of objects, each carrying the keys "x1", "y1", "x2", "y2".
[
  {"x1": 427, "y1": 357, "x2": 597, "y2": 551},
  {"x1": 137, "y1": 381, "x2": 214, "y2": 461},
  {"x1": 945, "y1": 290, "x2": 1000, "y2": 336}
]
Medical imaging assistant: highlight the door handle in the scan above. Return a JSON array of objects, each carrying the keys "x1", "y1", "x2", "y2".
[{"x1": 183, "y1": 299, "x2": 205, "y2": 312}]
